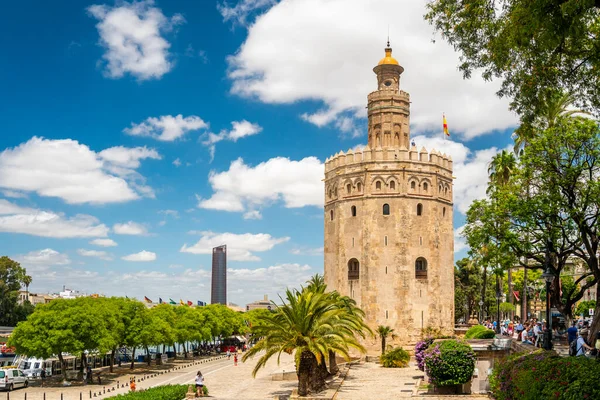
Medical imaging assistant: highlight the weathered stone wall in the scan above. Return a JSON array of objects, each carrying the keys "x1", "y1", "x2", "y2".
[{"x1": 324, "y1": 146, "x2": 454, "y2": 350}]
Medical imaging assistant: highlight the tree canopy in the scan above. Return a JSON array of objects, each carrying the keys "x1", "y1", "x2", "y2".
[
  {"x1": 0, "y1": 256, "x2": 33, "y2": 326},
  {"x1": 425, "y1": 1, "x2": 600, "y2": 124}
]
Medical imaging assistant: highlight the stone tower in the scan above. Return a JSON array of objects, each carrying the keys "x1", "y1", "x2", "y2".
[{"x1": 323, "y1": 43, "x2": 454, "y2": 348}]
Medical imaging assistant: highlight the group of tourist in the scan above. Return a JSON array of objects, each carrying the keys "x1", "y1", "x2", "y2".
[{"x1": 483, "y1": 317, "x2": 600, "y2": 358}]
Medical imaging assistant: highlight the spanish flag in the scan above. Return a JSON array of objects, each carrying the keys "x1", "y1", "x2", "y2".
[
  {"x1": 144, "y1": 296, "x2": 152, "y2": 303},
  {"x1": 443, "y1": 114, "x2": 450, "y2": 137}
]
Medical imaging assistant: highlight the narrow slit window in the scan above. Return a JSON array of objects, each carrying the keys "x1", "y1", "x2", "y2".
[
  {"x1": 423, "y1": 182, "x2": 428, "y2": 192},
  {"x1": 443, "y1": 207, "x2": 446, "y2": 217},
  {"x1": 417, "y1": 203, "x2": 423, "y2": 216},
  {"x1": 384, "y1": 236, "x2": 388, "y2": 246},
  {"x1": 346, "y1": 184, "x2": 351, "y2": 194},
  {"x1": 390, "y1": 181, "x2": 396, "y2": 190},
  {"x1": 411, "y1": 181, "x2": 416, "y2": 190},
  {"x1": 330, "y1": 210, "x2": 333, "y2": 220},
  {"x1": 357, "y1": 182, "x2": 362, "y2": 192},
  {"x1": 351, "y1": 205, "x2": 357, "y2": 217},
  {"x1": 376, "y1": 181, "x2": 382, "y2": 190},
  {"x1": 383, "y1": 203, "x2": 390, "y2": 215}
]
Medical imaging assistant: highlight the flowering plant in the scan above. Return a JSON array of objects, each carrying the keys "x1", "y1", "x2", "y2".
[
  {"x1": 423, "y1": 339, "x2": 475, "y2": 386},
  {"x1": 415, "y1": 337, "x2": 434, "y2": 371}
]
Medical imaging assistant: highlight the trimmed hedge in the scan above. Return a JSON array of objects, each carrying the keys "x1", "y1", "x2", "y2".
[
  {"x1": 380, "y1": 347, "x2": 410, "y2": 368},
  {"x1": 490, "y1": 350, "x2": 600, "y2": 400},
  {"x1": 106, "y1": 384, "x2": 208, "y2": 399},
  {"x1": 465, "y1": 325, "x2": 496, "y2": 339},
  {"x1": 423, "y1": 340, "x2": 475, "y2": 386}
]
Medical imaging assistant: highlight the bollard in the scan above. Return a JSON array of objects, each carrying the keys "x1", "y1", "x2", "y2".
[
  {"x1": 90, "y1": 390, "x2": 92, "y2": 398},
  {"x1": 103, "y1": 387, "x2": 106, "y2": 394},
  {"x1": 94, "y1": 393, "x2": 96, "y2": 398},
  {"x1": 44, "y1": 393, "x2": 46, "y2": 400},
  {"x1": 6, "y1": 391, "x2": 9, "y2": 400},
  {"x1": 80, "y1": 392, "x2": 82, "y2": 400},
  {"x1": 61, "y1": 394, "x2": 64, "y2": 400}
]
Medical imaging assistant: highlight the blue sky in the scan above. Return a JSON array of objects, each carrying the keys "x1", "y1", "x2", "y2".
[{"x1": 0, "y1": 0, "x2": 515, "y2": 306}]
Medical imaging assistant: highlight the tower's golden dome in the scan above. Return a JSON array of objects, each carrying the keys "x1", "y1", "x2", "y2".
[{"x1": 378, "y1": 46, "x2": 399, "y2": 66}]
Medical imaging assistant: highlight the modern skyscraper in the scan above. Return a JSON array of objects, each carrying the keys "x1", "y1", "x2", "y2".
[{"x1": 211, "y1": 245, "x2": 227, "y2": 305}]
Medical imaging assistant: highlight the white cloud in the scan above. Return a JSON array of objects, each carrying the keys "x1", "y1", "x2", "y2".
[
  {"x1": 124, "y1": 115, "x2": 208, "y2": 141},
  {"x1": 122, "y1": 250, "x2": 157, "y2": 262},
  {"x1": 198, "y1": 157, "x2": 323, "y2": 214},
  {"x1": 0, "y1": 137, "x2": 159, "y2": 204},
  {"x1": 226, "y1": 0, "x2": 517, "y2": 139},
  {"x1": 243, "y1": 210, "x2": 262, "y2": 220},
  {"x1": 202, "y1": 120, "x2": 262, "y2": 161},
  {"x1": 15, "y1": 249, "x2": 71, "y2": 266},
  {"x1": 454, "y1": 225, "x2": 468, "y2": 253},
  {"x1": 173, "y1": 158, "x2": 182, "y2": 167},
  {"x1": 180, "y1": 231, "x2": 289, "y2": 261},
  {"x1": 77, "y1": 249, "x2": 113, "y2": 261},
  {"x1": 0, "y1": 200, "x2": 109, "y2": 238},
  {"x1": 87, "y1": 0, "x2": 185, "y2": 80},
  {"x1": 1, "y1": 190, "x2": 27, "y2": 199},
  {"x1": 290, "y1": 246, "x2": 323, "y2": 256},
  {"x1": 158, "y1": 209, "x2": 179, "y2": 218},
  {"x1": 113, "y1": 221, "x2": 148, "y2": 235},
  {"x1": 217, "y1": 0, "x2": 277, "y2": 26},
  {"x1": 90, "y1": 238, "x2": 118, "y2": 247},
  {"x1": 410, "y1": 135, "x2": 501, "y2": 214}
]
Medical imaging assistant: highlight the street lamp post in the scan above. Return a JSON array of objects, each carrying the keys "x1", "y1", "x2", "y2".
[{"x1": 541, "y1": 267, "x2": 555, "y2": 350}]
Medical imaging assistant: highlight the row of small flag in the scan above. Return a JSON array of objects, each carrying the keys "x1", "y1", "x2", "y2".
[{"x1": 144, "y1": 296, "x2": 207, "y2": 306}]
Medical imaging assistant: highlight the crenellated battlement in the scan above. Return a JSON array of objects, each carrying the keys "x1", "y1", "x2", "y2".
[{"x1": 324, "y1": 145, "x2": 453, "y2": 173}]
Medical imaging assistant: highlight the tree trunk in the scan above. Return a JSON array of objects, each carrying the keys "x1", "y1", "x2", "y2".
[
  {"x1": 522, "y1": 267, "x2": 528, "y2": 320},
  {"x1": 507, "y1": 267, "x2": 513, "y2": 320},
  {"x1": 145, "y1": 346, "x2": 151, "y2": 365},
  {"x1": 183, "y1": 342, "x2": 188, "y2": 358},
  {"x1": 328, "y1": 350, "x2": 339, "y2": 375},
  {"x1": 589, "y1": 291, "x2": 600, "y2": 346},
  {"x1": 297, "y1": 350, "x2": 321, "y2": 396},
  {"x1": 130, "y1": 347, "x2": 136, "y2": 370},
  {"x1": 381, "y1": 336, "x2": 386, "y2": 355},
  {"x1": 109, "y1": 349, "x2": 115, "y2": 373},
  {"x1": 309, "y1": 355, "x2": 327, "y2": 394},
  {"x1": 57, "y1": 353, "x2": 68, "y2": 382},
  {"x1": 481, "y1": 264, "x2": 488, "y2": 320},
  {"x1": 80, "y1": 352, "x2": 87, "y2": 381}
]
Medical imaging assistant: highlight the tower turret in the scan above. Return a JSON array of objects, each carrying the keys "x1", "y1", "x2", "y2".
[{"x1": 367, "y1": 42, "x2": 411, "y2": 149}]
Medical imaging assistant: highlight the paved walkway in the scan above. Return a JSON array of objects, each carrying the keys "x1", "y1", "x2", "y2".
[{"x1": 2, "y1": 353, "x2": 297, "y2": 400}]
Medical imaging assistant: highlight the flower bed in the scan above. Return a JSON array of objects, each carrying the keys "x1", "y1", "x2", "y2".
[
  {"x1": 423, "y1": 339, "x2": 475, "y2": 386},
  {"x1": 490, "y1": 350, "x2": 600, "y2": 400},
  {"x1": 105, "y1": 384, "x2": 207, "y2": 399}
]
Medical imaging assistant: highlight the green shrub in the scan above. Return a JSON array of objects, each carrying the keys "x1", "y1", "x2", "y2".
[
  {"x1": 464, "y1": 325, "x2": 495, "y2": 339},
  {"x1": 490, "y1": 350, "x2": 600, "y2": 400},
  {"x1": 380, "y1": 347, "x2": 410, "y2": 368},
  {"x1": 423, "y1": 339, "x2": 475, "y2": 386},
  {"x1": 105, "y1": 384, "x2": 194, "y2": 399}
]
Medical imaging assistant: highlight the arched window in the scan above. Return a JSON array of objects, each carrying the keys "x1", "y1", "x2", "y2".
[
  {"x1": 330, "y1": 210, "x2": 333, "y2": 221},
  {"x1": 415, "y1": 257, "x2": 428, "y2": 279},
  {"x1": 351, "y1": 206, "x2": 356, "y2": 217},
  {"x1": 376, "y1": 181, "x2": 382, "y2": 190},
  {"x1": 417, "y1": 203, "x2": 423, "y2": 216},
  {"x1": 357, "y1": 182, "x2": 362, "y2": 192},
  {"x1": 423, "y1": 182, "x2": 428, "y2": 192},
  {"x1": 411, "y1": 181, "x2": 416, "y2": 190},
  {"x1": 383, "y1": 203, "x2": 390, "y2": 215},
  {"x1": 328, "y1": 189, "x2": 333, "y2": 198},
  {"x1": 390, "y1": 181, "x2": 396, "y2": 190},
  {"x1": 348, "y1": 258, "x2": 360, "y2": 280},
  {"x1": 346, "y1": 184, "x2": 351, "y2": 194}
]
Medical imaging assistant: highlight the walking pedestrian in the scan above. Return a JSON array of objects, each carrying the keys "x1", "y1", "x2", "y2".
[
  {"x1": 226, "y1": 349, "x2": 231, "y2": 359},
  {"x1": 40, "y1": 368, "x2": 46, "y2": 387},
  {"x1": 129, "y1": 377, "x2": 136, "y2": 392},
  {"x1": 195, "y1": 371, "x2": 204, "y2": 397},
  {"x1": 567, "y1": 321, "x2": 578, "y2": 345},
  {"x1": 234, "y1": 353, "x2": 238, "y2": 366}
]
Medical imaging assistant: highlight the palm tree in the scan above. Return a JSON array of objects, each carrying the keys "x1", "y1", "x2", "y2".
[
  {"x1": 22, "y1": 275, "x2": 32, "y2": 303},
  {"x1": 376, "y1": 325, "x2": 396, "y2": 355},
  {"x1": 303, "y1": 274, "x2": 371, "y2": 375},
  {"x1": 243, "y1": 288, "x2": 367, "y2": 396}
]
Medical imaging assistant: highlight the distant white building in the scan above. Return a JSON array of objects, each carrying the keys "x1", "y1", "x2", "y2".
[
  {"x1": 58, "y1": 288, "x2": 86, "y2": 299},
  {"x1": 246, "y1": 295, "x2": 272, "y2": 311}
]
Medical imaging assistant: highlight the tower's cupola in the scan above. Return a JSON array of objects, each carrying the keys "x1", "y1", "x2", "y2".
[{"x1": 377, "y1": 41, "x2": 399, "y2": 66}]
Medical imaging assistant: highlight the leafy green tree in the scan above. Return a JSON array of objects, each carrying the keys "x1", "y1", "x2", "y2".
[
  {"x1": 0, "y1": 256, "x2": 32, "y2": 326},
  {"x1": 575, "y1": 300, "x2": 597, "y2": 317},
  {"x1": 425, "y1": 1, "x2": 600, "y2": 123},
  {"x1": 376, "y1": 325, "x2": 396, "y2": 355},
  {"x1": 243, "y1": 288, "x2": 367, "y2": 396},
  {"x1": 454, "y1": 258, "x2": 482, "y2": 322}
]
